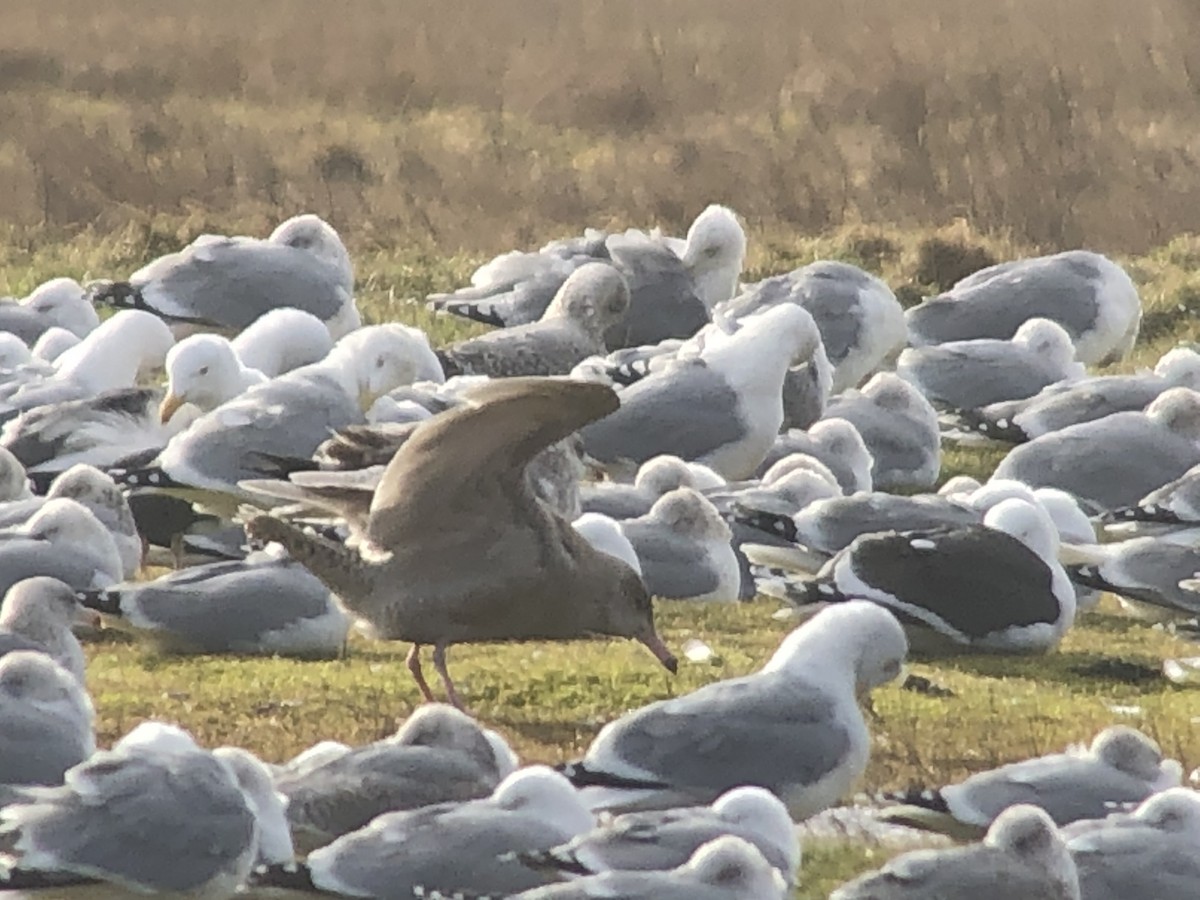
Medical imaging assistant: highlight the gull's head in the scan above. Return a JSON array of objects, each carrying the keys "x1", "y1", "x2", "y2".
[
  {"x1": 1154, "y1": 347, "x2": 1200, "y2": 389},
  {"x1": 162, "y1": 334, "x2": 247, "y2": 422},
  {"x1": 647, "y1": 487, "x2": 731, "y2": 542},
  {"x1": 55, "y1": 309, "x2": 175, "y2": 389},
  {"x1": 1032, "y1": 488, "x2": 1095, "y2": 544},
  {"x1": 24, "y1": 278, "x2": 98, "y2": 338},
  {"x1": 392, "y1": 702, "x2": 498, "y2": 774},
  {"x1": 983, "y1": 497, "x2": 1061, "y2": 563},
  {"x1": 573, "y1": 512, "x2": 643, "y2": 577},
  {"x1": 680, "y1": 205, "x2": 747, "y2": 307},
  {"x1": 713, "y1": 787, "x2": 801, "y2": 878},
  {"x1": 329, "y1": 324, "x2": 445, "y2": 411},
  {"x1": 1132, "y1": 787, "x2": 1200, "y2": 834},
  {"x1": 1091, "y1": 725, "x2": 1175, "y2": 783},
  {"x1": 969, "y1": 478, "x2": 1039, "y2": 513},
  {"x1": 492, "y1": 766, "x2": 594, "y2": 836},
  {"x1": 938, "y1": 474, "x2": 983, "y2": 497},
  {"x1": 727, "y1": 304, "x2": 822, "y2": 370},
  {"x1": 686, "y1": 835, "x2": 787, "y2": 897},
  {"x1": 768, "y1": 468, "x2": 843, "y2": 509},
  {"x1": 1013, "y1": 317, "x2": 1077, "y2": 367},
  {"x1": 0, "y1": 576, "x2": 95, "y2": 637},
  {"x1": 1147, "y1": 387, "x2": 1200, "y2": 442},
  {"x1": 0, "y1": 649, "x2": 89, "y2": 712},
  {"x1": 0, "y1": 333, "x2": 31, "y2": 370},
  {"x1": 47, "y1": 465, "x2": 136, "y2": 537},
  {"x1": 0, "y1": 446, "x2": 31, "y2": 502},
  {"x1": 762, "y1": 451, "x2": 840, "y2": 490},
  {"x1": 863, "y1": 372, "x2": 924, "y2": 414},
  {"x1": 986, "y1": 805, "x2": 1077, "y2": 889},
  {"x1": 763, "y1": 600, "x2": 907, "y2": 693},
  {"x1": 635, "y1": 455, "x2": 696, "y2": 495},
  {"x1": 269, "y1": 213, "x2": 353, "y2": 287},
  {"x1": 31, "y1": 326, "x2": 80, "y2": 363},
  {"x1": 214, "y1": 746, "x2": 295, "y2": 865},
  {"x1": 113, "y1": 720, "x2": 200, "y2": 756},
  {"x1": 544, "y1": 263, "x2": 630, "y2": 334},
  {"x1": 231, "y1": 307, "x2": 334, "y2": 378}
]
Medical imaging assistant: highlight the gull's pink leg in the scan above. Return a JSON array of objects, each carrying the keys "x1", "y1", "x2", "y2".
[
  {"x1": 432, "y1": 643, "x2": 465, "y2": 711},
  {"x1": 406, "y1": 644, "x2": 437, "y2": 703}
]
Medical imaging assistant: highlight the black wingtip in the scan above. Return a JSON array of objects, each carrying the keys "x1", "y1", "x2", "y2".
[
  {"x1": 608, "y1": 360, "x2": 649, "y2": 387},
  {"x1": 875, "y1": 786, "x2": 951, "y2": 813},
  {"x1": 558, "y1": 761, "x2": 670, "y2": 791},
  {"x1": 75, "y1": 589, "x2": 122, "y2": 617},
  {"x1": 435, "y1": 349, "x2": 464, "y2": 379},
  {"x1": 731, "y1": 505, "x2": 798, "y2": 543},
  {"x1": 249, "y1": 862, "x2": 319, "y2": 893},
  {"x1": 87, "y1": 281, "x2": 142, "y2": 309},
  {"x1": 952, "y1": 408, "x2": 1029, "y2": 444},
  {"x1": 440, "y1": 302, "x2": 507, "y2": 328},
  {"x1": 516, "y1": 848, "x2": 592, "y2": 877},
  {"x1": 107, "y1": 466, "x2": 183, "y2": 490},
  {"x1": 1101, "y1": 503, "x2": 1183, "y2": 525},
  {"x1": 0, "y1": 868, "x2": 99, "y2": 891},
  {"x1": 26, "y1": 470, "x2": 58, "y2": 496}
]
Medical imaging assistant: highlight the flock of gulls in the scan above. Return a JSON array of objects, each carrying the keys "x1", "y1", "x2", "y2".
[{"x1": 0, "y1": 205, "x2": 1197, "y2": 899}]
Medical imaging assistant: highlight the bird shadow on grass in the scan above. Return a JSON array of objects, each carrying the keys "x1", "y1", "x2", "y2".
[{"x1": 930, "y1": 650, "x2": 1176, "y2": 693}]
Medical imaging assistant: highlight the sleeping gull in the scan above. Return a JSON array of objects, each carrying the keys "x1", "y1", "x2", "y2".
[
  {"x1": 756, "y1": 420, "x2": 874, "y2": 494},
  {"x1": 1062, "y1": 787, "x2": 1200, "y2": 900},
  {"x1": 244, "y1": 377, "x2": 678, "y2": 709},
  {"x1": 255, "y1": 766, "x2": 593, "y2": 899},
  {"x1": 0, "y1": 577, "x2": 91, "y2": 682},
  {"x1": 437, "y1": 263, "x2": 630, "y2": 378},
  {"x1": 881, "y1": 726, "x2": 1180, "y2": 835},
  {"x1": 716, "y1": 259, "x2": 906, "y2": 392},
  {"x1": 429, "y1": 205, "x2": 744, "y2": 340},
  {"x1": 1065, "y1": 536, "x2": 1200, "y2": 618},
  {"x1": 114, "y1": 324, "x2": 444, "y2": 516},
  {"x1": 90, "y1": 213, "x2": 361, "y2": 338},
  {"x1": 229, "y1": 307, "x2": 334, "y2": 377},
  {"x1": 0, "y1": 278, "x2": 97, "y2": 343},
  {"x1": 505, "y1": 835, "x2": 788, "y2": 900},
  {"x1": 0, "y1": 310, "x2": 174, "y2": 421},
  {"x1": 619, "y1": 487, "x2": 740, "y2": 602},
  {"x1": 276, "y1": 703, "x2": 516, "y2": 850},
  {"x1": 0, "y1": 447, "x2": 31, "y2": 502},
  {"x1": 897, "y1": 317, "x2": 1085, "y2": 410},
  {"x1": 76, "y1": 544, "x2": 351, "y2": 658},
  {"x1": 781, "y1": 498, "x2": 1076, "y2": 655},
  {"x1": 580, "y1": 455, "x2": 726, "y2": 520},
  {"x1": 30, "y1": 327, "x2": 80, "y2": 363},
  {"x1": 954, "y1": 346, "x2": 1200, "y2": 443},
  {"x1": 0, "y1": 652, "x2": 94, "y2": 794},
  {"x1": 0, "y1": 334, "x2": 32, "y2": 370},
  {"x1": 830, "y1": 805, "x2": 1080, "y2": 900},
  {"x1": 573, "y1": 513, "x2": 644, "y2": 576},
  {"x1": 991, "y1": 386, "x2": 1200, "y2": 510},
  {"x1": 521, "y1": 786, "x2": 799, "y2": 886},
  {"x1": 560, "y1": 601, "x2": 907, "y2": 817},
  {"x1": 579, "y1": 304, "x2": 823, "y2": 480},
  {"x1": 906, "y1": 249, "x2": 1141, "y2": 366},
  {"x1": 0, "y1": 721, "x2": 293, "y2": 896},
  {"x1": 0, "y1": 498, "x2": 123, "y2": 593},
  {"x1": 821, "y1": 372, "x2": 941, "y2": 489}
]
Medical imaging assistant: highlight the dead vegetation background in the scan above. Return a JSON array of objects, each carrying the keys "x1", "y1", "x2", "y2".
[{"x1": 2, "y1": 0, "x2": 1200, "y2": 256}]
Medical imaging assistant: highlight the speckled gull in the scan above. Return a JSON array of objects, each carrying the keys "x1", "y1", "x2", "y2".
[
  {"x1": 0, "y1": 498, "x2": 123, "y2": 594},
  {"x1": 897, "y1": 317, "x2": 1085, "y2": 410},
  {"x1": 716, "y1": 259, "x2": 906, "y2": 392},
  {"x1": 830, "y1": 805, "x2": 1080, "y2": 900},
  {"x1": 906, "y1": 249, "x2": 1141, "y2": 366},
  {"x1": 0, "y1": 577, "x2": 91, "y2": 682},
  {"x1": 580, "y1": 455, "x2": 726, "y2": 520},
  {"x1": 560, "y1": 601, "x2": 907, "y2": 818},
  {"x1": 757, "y1": 419, "x2": 875, "y2": 494},
  {"x1": 90, "y1": 213, "x2": 361, "y2": 338}
]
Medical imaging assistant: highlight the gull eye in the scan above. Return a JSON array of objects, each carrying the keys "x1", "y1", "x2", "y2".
[
  {"x1": 197, "y1": 366, "x2": 209, "y2": 377},
  {"x1": 375, "y1": 357, "x2": 385, "y2": 369},
  {"x1": 704, "y1": 245, "x2": 720, "y2": 258}
]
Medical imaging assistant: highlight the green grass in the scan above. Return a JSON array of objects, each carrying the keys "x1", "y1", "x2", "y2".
[{"x1": 9, "y1": 223, "x2": 1200, "y2": 898}]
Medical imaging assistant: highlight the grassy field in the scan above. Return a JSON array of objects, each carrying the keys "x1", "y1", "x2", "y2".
[{"x1": 5, "y1": 1, "x2": 1200, "y2": 896}]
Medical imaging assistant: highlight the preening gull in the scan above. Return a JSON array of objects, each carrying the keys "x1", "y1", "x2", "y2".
[
  {"x1": 229, "y1": 307, "x2": 334, "y2": 377},
  {"x1": 897, "y1": 317, "x2": 1084, "y2": 410},
  {"x1": 276, "y1": 703, "x2": 515, "y2": 850},
  {"x1": 31, "y1": 327, "x2": 80, "y2": 363},
  {"x1": 619, "y1": 487, "x2": 740, "y2": 603},
  {"x1": 429, "y1": 205, "x2": 745, "y2": 343},
  {"x1": 881, "y1": 726, "x2": 1180, "y2": 834},
  {"x1": 0, "y1": 651, "x2": 94, "y2": 791},
  {"x1": 256, "y1": 766, "x2": 593, "y2": 899},
  {"x1": 580, "y1": 455, "x2": 726, "y2": 520},
  {"x1": 506, "y1": 835, "x2": 789, "y2": 900},
  {"x1": 76, "y1": 545, "x2": 351, "y2": 658},
  {"x1": 1063, "y1": 788, "x2": 1200, "y2": 900},
  {"x1": 0, "y1": 278, "x2": 97, "y2": 343},
  {"x1": 1065, "y1": 536, "x2": 1200, "y2": 618},
  {"x1": 437, "y1": 263, "x2": 631, "y2": 377},
  {"x1": 0, "y1": 577, "x2": 91, "y2": 682},
  {"x1": 715, "y1": 259, "x2": 906, "y2": 392},
  {"x1": 830, "y1": 805, "x2": 1080, "y2": 900},
  {"x1": 115, "y1": 324, "x2": 444, "y2": 515},
  {"x1": 0, "y1": 310, "x2": 175, "y2": 421},
  {"x1": 0, "y1": 498, "x2": 123, "y2": 593},
  {"x1": 158, "y1": 333, "x2": 268, "y2": 425},
  {"x1": 0, "y1": 721, "x2": 293, "y2": 896},
  {"x1": 822, "y1": 372, "x2": 941, "y2": 489},
  {"x1": 756, "y1": 420, "x2": 875, "y2": 494},
  {"x1": 787, "y1": 498, "x2": 1076, "y2": 655},
  {"x1": 580, "y1": 304, "x2": 823, "y2": 480},
  {"x1": 244, "y1": 377, "x2": 677, "y2": 709},
  {"x1": 560, "y1": 601, "x2": 907, "y2": 817},
  {"x1": 90, "y1": 213, "x2": 361, "y2": 338},
  {"x1": 954, "y1": 346, "x2": 1200, "y2": 443},
  {"x1": 991, "y1": 387, "x2": 1200, "y2": 510},
  {"x1": 521, "y1": 786, "x2": 800, "y2": 886},
  {"x1": 905, "y1": 249, "x2": 1141, "y2": 366}
]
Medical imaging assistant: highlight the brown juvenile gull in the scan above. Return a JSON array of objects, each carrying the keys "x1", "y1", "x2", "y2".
[
  {"x1": 436, "y1": 263, "x2": 631, "y2": 378},
  {"x1": 244, "y1": 377, "x2": 677, "y2": 708}
]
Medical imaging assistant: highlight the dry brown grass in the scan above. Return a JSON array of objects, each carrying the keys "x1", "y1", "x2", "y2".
[{"x1": 2, "y1": 0, "x2": 1200, "y2": 254}]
